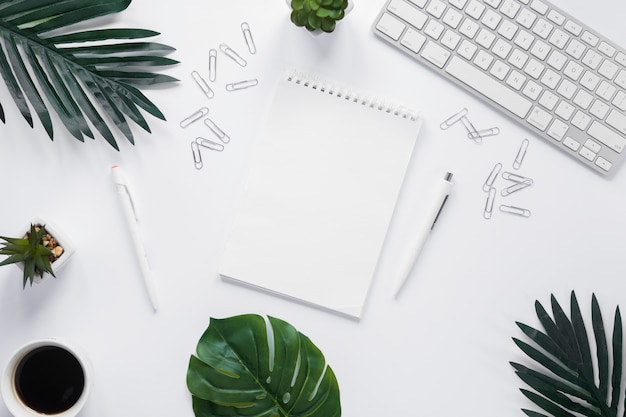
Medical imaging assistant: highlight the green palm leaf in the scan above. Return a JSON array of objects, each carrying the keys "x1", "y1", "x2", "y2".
[
  {"x1": 0, "y1": 0, "x2": 178, "y2": 149},
  {"x1": 187, "y1": 314, "x2": 342, "y2": 417},
  {"x1": 512, "y1": 292, "x2": 622, "y2": 417}
]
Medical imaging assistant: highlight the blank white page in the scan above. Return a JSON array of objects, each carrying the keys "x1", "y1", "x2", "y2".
[{"x1": 219, "y1": 71, "x2": 422, "y2": 319}]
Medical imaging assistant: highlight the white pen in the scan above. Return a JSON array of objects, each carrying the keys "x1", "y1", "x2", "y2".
[
  {"x1": 394, "y1": 172, "x2": 454, "y2": 297},
  {"x1": 111, "y1": 166, "x2": 159, "y2": 312}
]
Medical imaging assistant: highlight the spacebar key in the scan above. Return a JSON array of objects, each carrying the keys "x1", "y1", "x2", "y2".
[{"x1": 445, "y1": 56, "x2": 532, "y2": 119}]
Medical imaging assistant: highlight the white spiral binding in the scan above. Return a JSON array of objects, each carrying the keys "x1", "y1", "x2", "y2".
[{"x1": 286, "y1": 71, "x2": 420, "y2": 121}]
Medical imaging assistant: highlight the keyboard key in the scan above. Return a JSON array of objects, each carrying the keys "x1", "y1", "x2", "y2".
[
  {"x1": 490, "y1": 60, "x2": 511, "y2": 80},
  {"x1": 581, "y1": 50, "x2": 602, "y2": 70},
  {"x1": 595, "y1": 157, "x2": 613, "y2": 172},
  {"x1": 522, "y1": 80, "x2": 542, "y2": 100},
  {"x1": 424, "y1": 20, "x2": 445, "y2": 39},
  {"x1": 482, "y1": 9, "x2": 502, "y2": 30},
  {"x1": 581, "y1": 31, "x2": 599, "y2": 47},
  {"x1": 530, "y1": 0, "x2": 548, "y2": 15},
  {"x1": 528, "y1": 106, "x2": 553, "y2": 130},
  {"x1": 376, "y1": 13, "x2": 406, "y2": 41},
  {"x1": 476, "y1": 28, "x2": 496, "y2": 49},
  {"x1": 613, "y1": 91, "x2": 626, "y2": 111},
  {"x1": 588, "y1": 121, "x2": 626, "y2": 153},
  {"x1": 401, "y1": 28, "x2": 427, "y2": 52},
  {"x1": 606, "y1": 110, "x2": 626, "y2": 136},
  {"x1": 584, "y1": 139, "x2": 602, "y2": 153},
  {"x1": 501, "y1": 0, "x2": 520, "y2": 18},
  {"x1": 564, "y1": 20, "x2": 582, "y2": 36},
  {"x1": 549, "y1": 29, "x2": 569, "y2": 49},
  {"x1": 546, "y1": 10, "x2": 565, "y2": 26},
  {"x1": 573, "y1": 89, "x2": 593, "y2": 109},
  {"x1": 597, "y1": 81, "x2": 617, "y2": 101},
  {"x1": 546, "y1": 50, "x2": 567, "y2": 70},
  {"x1": 506, "y1": 70, "x2": 527, "y2": 90},
  {"x1": 508, "y1": 49, "x2": 529, "y2": 69},
  {"x1": 441, "y1": 30, "x2": 461, "y2": 50},
  {"x1": 563, "y1": 61, "x2": 584, "y2": 81},
  {"x1": 459, "y1": 18, "x2": 480, "y2": 38},
  {"x1": 498, "y1": 20, "x2": 518, "y2": 40},
  {"x1": 388, "y1": 0, "x2": 428, "y2": 29},
  {"x1": 516, "y1": 9, "x2": 537, "y2": 29},
  {"x1": 616, "y1": 52, "x2": 626, "y2": 67},
  {"x1": 565, "y1": 39, "x2": 585, "y2": 59},
  {"x1": 563, "y1": 136, "x2": 581, "y2": 151},
  {"x1": 442, "y1": 8, "x2": 463, "y2": 28},
  {"x1": 493, "y1": 39, "x2": 512, "y2": 59},
  {"x1": 539, "y1": 90, "x2": 559, "y2": 110},
  {"x1": 598, "y1": 60, "x2": 619, "y2": 80},
  {"x1": 475, "y1": 50, "x2": 494, "y2": 70},
  {"x1": 457, "y1": 39, "x2": 478, "y2": 60},
  {"x1": 579, "y1": 146, "x2": 596, "y2": 161},
  {"x1": 555, "y1": 101, "x2": 575, "y2": 120},
  {"x1": 426, "y1": 0, "x2": 446, "y2": 18},
  {"x1": 590, "y1": 100, "x2": 610, "y2": 119},
  {"x1": 572, "y1": 111, "x2": 591, "y2": 131},
  {"x1": 514, "y1": 30, "x2": 535, "y2": 50},
  {"x1": 524, "y1": 59, "x2": 545, "y2": 79},
  {"x1": 540, "y1": 69, "x2": 561, "y2": 89},
  {"x1": 599, "y1": 42, "x2": 616, "y2": 58},
  {"x1": 557, "y1": 79, "x2": 577, "y2": 99},
  {"x1": 547, "y1": 119, "x2": 568, "y2": 141},
  {"x1": 530, "y1": 40, "x2": 550, "y2": 60},
  {"x1": 533, "y1": 18, "x2": 553, "y2": 39},
  {"x1": 446, "y1": 56, "x2": 532, "y2": 118},
  {"x1": 466, "y1": 0, "x2": 485, "y2": 19},
  {"x1": 421, "y1": 41, "x2": 451, "y2": 67}
]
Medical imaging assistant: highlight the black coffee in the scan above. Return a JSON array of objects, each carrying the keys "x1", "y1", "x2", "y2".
[{"x1": 14, "y1": 346, "x2": 85, "y2": 414}]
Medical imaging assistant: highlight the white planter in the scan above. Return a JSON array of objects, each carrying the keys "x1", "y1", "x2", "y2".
[
  {"x1": 286, "y1": 0, "x2": 354, "y2": 37},
  {"x1": 16, "y1": 218, "x2": 75, "y2": 284}
]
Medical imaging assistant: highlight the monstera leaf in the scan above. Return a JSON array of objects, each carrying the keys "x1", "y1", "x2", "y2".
[
  {"x1": 187, "y1": 314, "x2": 341, "y2": 417},
  {"x1": 511, "y1": 291, "x2": 623, "y2": 417},
  {"x1": 0, "y1": 0, "x2": 178, "y2": 150}
]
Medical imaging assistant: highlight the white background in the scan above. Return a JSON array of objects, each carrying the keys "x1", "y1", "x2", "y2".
[{"x1": 1, "y1": 0, "x2": 626, "y2": 416}]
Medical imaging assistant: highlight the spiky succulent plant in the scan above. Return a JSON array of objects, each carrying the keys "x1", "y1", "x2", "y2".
[
  {"x1": 290, "y1": 0, "x2": 349, "y2": 33},
  {"x1": 0, "y1": 224, "x2": 57, "y2": 288}
]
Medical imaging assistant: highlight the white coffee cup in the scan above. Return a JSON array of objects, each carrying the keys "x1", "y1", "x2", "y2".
[{"x1": 1, "y1": 338, "x2": 93, "y2": 417}]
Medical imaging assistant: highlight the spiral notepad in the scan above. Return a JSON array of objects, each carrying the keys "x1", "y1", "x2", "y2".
[{"x1": 219, "y1": 70, "x2": 423, "y2": 319}]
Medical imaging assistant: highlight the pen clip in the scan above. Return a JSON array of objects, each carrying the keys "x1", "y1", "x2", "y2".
[{"x1": 116, "y1": 183, "x2": 139, "y2": 222}]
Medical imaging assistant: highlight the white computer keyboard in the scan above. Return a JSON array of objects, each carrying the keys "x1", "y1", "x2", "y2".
[{"x1": 373, "y1": 0, "x2": 626, "y2": 175}]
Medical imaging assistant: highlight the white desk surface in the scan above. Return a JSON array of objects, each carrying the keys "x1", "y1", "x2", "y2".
[{"x1": 1, "y1": 0, "x2": 626, "y2": 416}]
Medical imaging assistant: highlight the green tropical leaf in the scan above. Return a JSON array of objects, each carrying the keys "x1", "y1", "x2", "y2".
[
  {"x1": 512, "y1": 292, "x2": 621, "y2": 417},
  {"x1": 187, "y1": 314, "x2": 341, "y2": 417},
  {"x1": 0, "y1": 0, "x2": 178, "y2": 148}
]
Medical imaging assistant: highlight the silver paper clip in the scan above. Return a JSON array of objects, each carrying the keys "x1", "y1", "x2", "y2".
[
  {"x1": 226, "y1": 79, "x2": 259, "y2": 92},
  {"x1": 191, "y1": 141, "x2": 203, "y2": 169},
  {"x1": 219, "y1": 43, "x2": 247, "y2": 67},
  {"x1": 461, "y1": 116, "x2": 482, "y2": 142},
  {"x1": 241, "y1": 22, "x2": 256, "y2": 54},
  {"x1": 484, "y1": 187, "x2": 496, "y2": 219},
  {"x1": 191, "y1": 70, "x2": 214, "y2": 99},
  {"x1": 500, "y1": 205, "x2": 531, "y2": 218},
  {"x1": 513, "y1": 138, "x2": 529, "y2": 169},
  {"x1": 502, "y1": 171, "x2": 534, "y2": 185},
  {"x1": 208, "y1": 49, "x2": 217, "y2": 82},
  {"x1": 180, "y1": 107, "x2": 209, "y2": 128},
  {"x1": 483, "y1": 162, "x2": 502, "y2": 192},
  {"x1": 440, "y1": 108, "x2": 468, "y2": 129},
  {"x1": 204, "y1": 117, "x2": 230, "y2": 143},
  {"x1": 468, "y1": 127, "x2": 500, "y2": 140},
  {"x1": 196, "y1": 137, "x2": 224, "y2": 152},
  {"x1": 501, "y1": 181, "x2": 531, "y2": 196}
]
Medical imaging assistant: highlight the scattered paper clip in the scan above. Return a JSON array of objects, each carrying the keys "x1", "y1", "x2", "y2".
[
  {"x1": 460, "y1": 116, "x2": 482, "y2": 142},
  {"x1": 192, "y1": 70, "x2": 214, "y2": 99},
  {"x1": 501, "y1": 180, "x2": 531, "y2": 196},
  {"x1": 484, "y1": 187, "x2": 496, "y2": 219},
  {"x1": 219, "y1": 43, "x2": 247, "y2": 67},
  {"x1": 204, "y1": 117, "x2": 230, "y2": 143},
  {"x1": 241, "y1": 22, "x2": 256, "y2": 54},
  {"x1": 440, "y1": 108, "x2": 468, "y2": 129},
  {"x1": 500, "y1": 205, "x2": 531, "y2": 218},
  {"x1": 191, "y1": 141, "x2": 203, "y2": 170},
  {"x1": 513, "y1": 138, "x2": 529, "y2": 169},
  {"x1": 483, "y1": 162, "x2": 502, "y2": 192},
  {"x1": 468, "y1": 127, "x2": 500, "y2": 140},
  {"x1": 226, "y1": 79, "x2": 258, "y2": 92},
  {"x1": 180, "y1": 107, "x2": 209, "y2": 128},
  {"x1": 196, "y1": 137, "x2": 224, "y2": 152},
  {"x1": 208, "y1": 49, "x2": 217, "y2": 82},
  {"x1": 502, "y1": 171, "x2": 534, "y2": 185}
]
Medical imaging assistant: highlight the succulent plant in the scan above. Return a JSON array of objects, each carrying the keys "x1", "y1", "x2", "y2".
[
  {"x1": 290, "y1": 0, "x2": 349, "y2": 33},
  {"x1": 0, "y1": 224, "x2": 59, "y2": 288}
]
